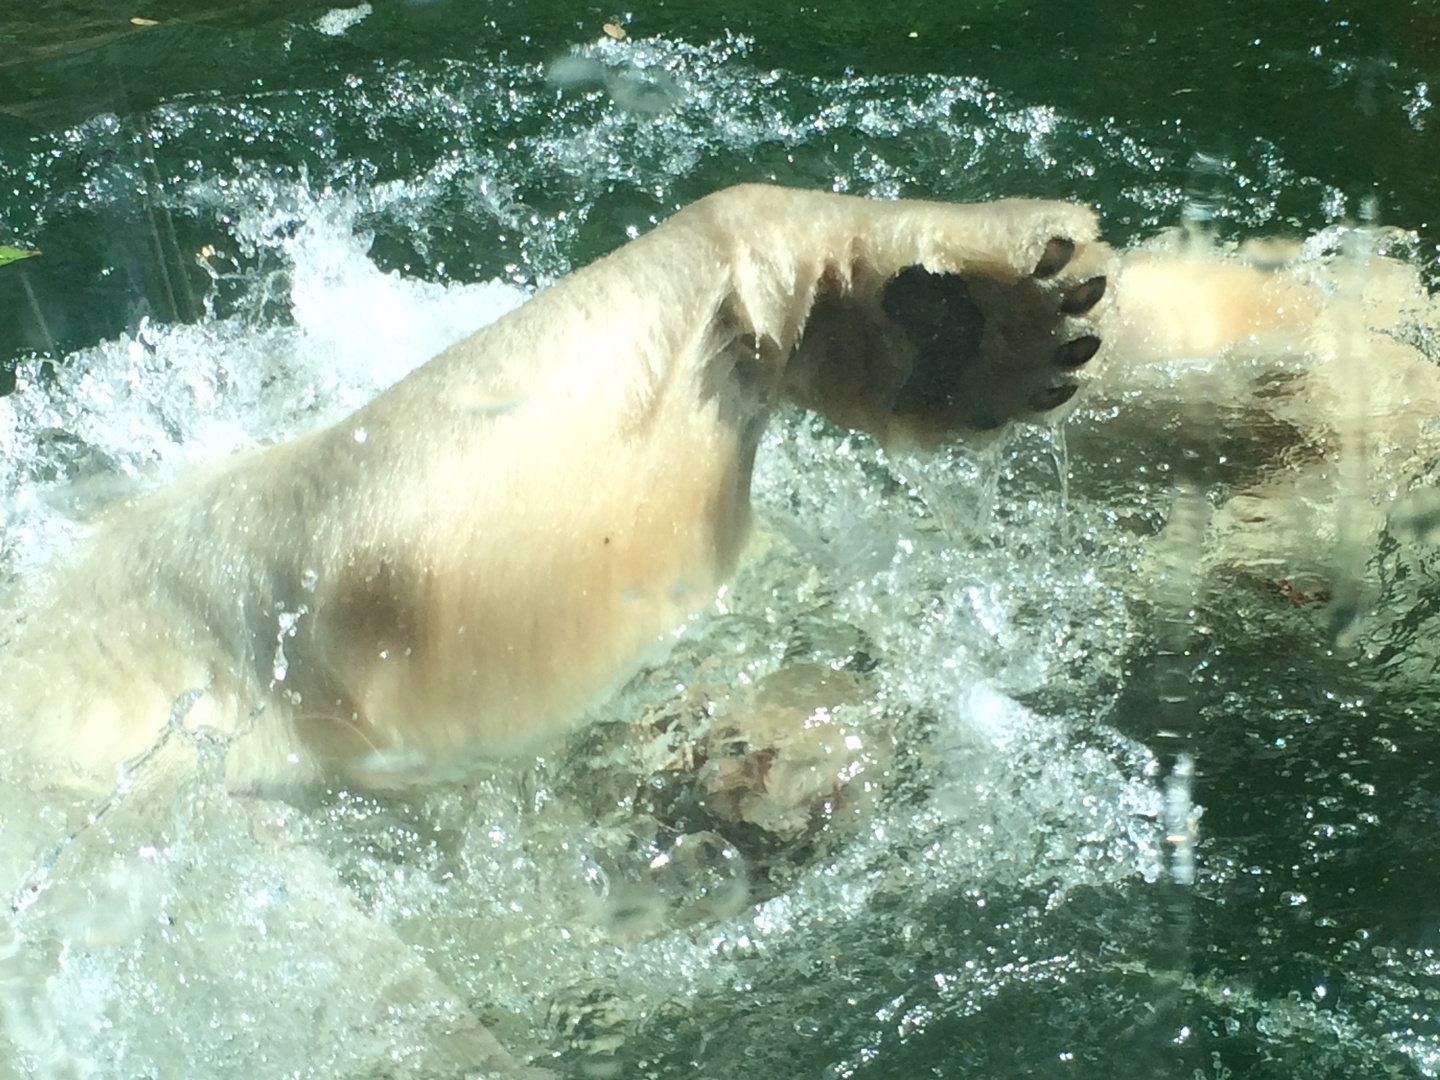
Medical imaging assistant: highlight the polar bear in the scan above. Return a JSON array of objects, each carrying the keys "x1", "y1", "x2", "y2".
[
  {"x1": 2, "y1": 185, "x2": 1113, "y2": 793},
  {"x1": 0, "y1": 184, "x2": 1434, "y2": 796}
]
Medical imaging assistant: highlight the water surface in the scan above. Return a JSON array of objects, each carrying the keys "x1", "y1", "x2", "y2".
[{"x1": 1, "y1": 2, "x2": 1439, "y2": 1077}]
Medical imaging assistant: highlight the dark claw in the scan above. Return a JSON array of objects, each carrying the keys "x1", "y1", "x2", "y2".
[
  {"x1": 1031, "y1": 382, "x2": 1079, "y2": 412},
  {"x1": 1054, "y1": 335, "x2": 1102, "y2": 369},
  {"x1": 1033, "y1": 237, "x2": 1075, "y2": 279},
  {"x1": 1059, "y1": 275, "x2": 1107, "y2": 315}
]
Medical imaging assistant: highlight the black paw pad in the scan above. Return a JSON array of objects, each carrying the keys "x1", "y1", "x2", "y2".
[
  {"x1": 1059, "y1": 276, "x2": 1107, "y2": 315},
  {"x1": 1032, "y1": 237, "x2": 1075, "y2": 279},
  {"x1": 883, "y1": 267, "x2": 988, "y2": 422},
  {"x1": 1054, "y1": 335, "x2": 1102, "y2": 369},
  {"x1": 1030, "y1": 382, "x2": 1079, "y2": 412},
  {"x1": 876, "y1": 241, "x2": 1102, "y2": 436}
]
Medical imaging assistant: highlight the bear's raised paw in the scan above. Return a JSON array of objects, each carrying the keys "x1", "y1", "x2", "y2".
[
  {"x1": 775, "y1": 205, "x2": 1109, "y2": 447},
  {"x1": 883, "y1": 242, "x2": 1106, "y2": 430}
]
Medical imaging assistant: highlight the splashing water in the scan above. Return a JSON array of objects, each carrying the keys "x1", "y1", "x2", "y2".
[{"x1": 1, "y1": 22, "x2": 1439, "y2": 1080}]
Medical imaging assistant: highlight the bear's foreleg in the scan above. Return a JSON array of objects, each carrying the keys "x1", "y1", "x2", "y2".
[{"x1": 1, "y1": 186, "x2": 1114, "y2": 792}]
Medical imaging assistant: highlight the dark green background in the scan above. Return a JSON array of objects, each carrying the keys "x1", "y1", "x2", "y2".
[{"x1": 1, "y1": 0, "x2": 1437, "y2": 372}]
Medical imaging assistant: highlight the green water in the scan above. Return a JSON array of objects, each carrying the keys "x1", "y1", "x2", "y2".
[
  {"x1": 1, "y1": 2, "x2": 1440, "y2": 1078},
  {"x1": 3, "y1": 0, "x2": 1436, "y2": 368}
]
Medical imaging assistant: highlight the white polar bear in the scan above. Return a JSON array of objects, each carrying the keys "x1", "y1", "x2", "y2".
[{"x1": 1, "y1": 184, "x2": 1435, "y2": 795}]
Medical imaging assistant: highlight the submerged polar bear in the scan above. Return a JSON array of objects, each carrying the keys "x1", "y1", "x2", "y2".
[{"x1": 1, "y1": 184, "x2": 1435, "y2": 794}]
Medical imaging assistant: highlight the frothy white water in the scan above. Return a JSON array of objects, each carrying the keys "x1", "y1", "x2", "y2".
[{"x1": 0, "y1": 187, "x2": 525, "y2": 584}]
